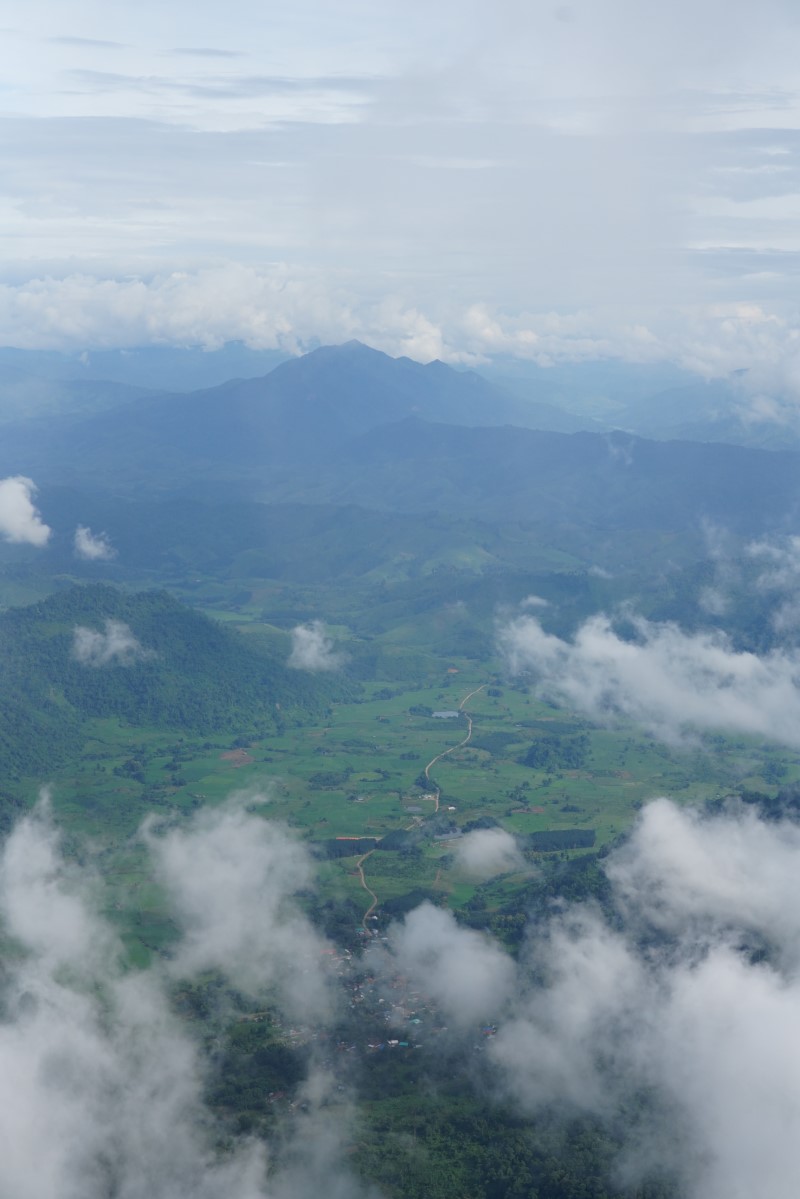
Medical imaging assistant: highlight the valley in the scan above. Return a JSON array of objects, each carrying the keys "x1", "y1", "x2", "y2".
[{"x1": 2, "y1": 339, "x2": 800, "y2": 1199}]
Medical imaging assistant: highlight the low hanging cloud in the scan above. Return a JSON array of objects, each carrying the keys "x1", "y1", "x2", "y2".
[
  {"x1": 72, "y1": 619, "x2": 152, "y2": 667},
  {"x1": 74, "y1": 524, "x2": 116, "y2": 561},
  {"x1": 288, "y1": 620, "x2": 346, "y2": 672},
  {"x1": 495, "y1": 799, "x2": 800, "y2": 1199},
  {"x1": 453, "y1": 828, "x2": 527, "y2": 881},
  {"x1": 388, "y1": 903, "x2": 515, "y2": 1029},
  {"x1": 392, "y1": 798, "x2": 800, "y2": 1198},
  {"x1": 498, "y1": 610, "x2": 800, "y2": 748},
  {"x1": 0, "y1": 801, "x2": 270, "y2": 1198},
  {"x1": 748, "y1": 534, "x2": 800, "y2": 631},
  {"x1": 0, "y1": 476, "x2": 51, "y2": 547},
  {"x1": 0, "y1": 796, "x2": 367, "y2": 1199},
  {"x1": 146, "y1": 798, "x2": 332, "y2": 1021},
  {"x1": 748, "y1": 533, "x2": 800, "y2": 590}
]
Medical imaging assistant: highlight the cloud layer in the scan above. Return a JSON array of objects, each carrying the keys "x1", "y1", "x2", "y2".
[
  {"x1": 72, "y1": 619, "x2": 151, "y2": 667},
  {"x1": 147, "y1": 798, "x2": 332, "y2": 1019},
  {"x1": 0, "y1": 476, "x2": 51, "y2": 546},
  {"x1": 0, "y1": 802, "x2": 266, "y2": 1197},
  {"x1": 391, "y1": 797, "x2": 800, "y2": 1199},
  {"x1": 453, "y1": 827, "x2": 526, "y2": 881},
  {"x1": 74, "y1": 524, "x2": 115, "y2": 561},
  {"x1": 3, "y1": 2, "x2": 800, "y2": 395},
  {"x1": 0, "y1": 795, "x2": 361, "y2": 1198},
  {"x1": 498, "y1": 610, "x2": 800, "y2": 748},
  {"x1": 389, "y1": 903, "x2": 516, "y2": 1029},
  {"x1": 288, "y1": 620, "x2": 345, "y2": 672}
]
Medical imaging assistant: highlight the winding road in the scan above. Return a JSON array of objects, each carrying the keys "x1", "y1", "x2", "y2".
[
  {"x1": 356, "y1": 849, "x2": 379, "y2": 929},
  {"x1": 422, "y1": 683, "x2": 485, "y2": 812},
  {"x1": 355, "y1": 683, "x2": 486, "y2": 928}
]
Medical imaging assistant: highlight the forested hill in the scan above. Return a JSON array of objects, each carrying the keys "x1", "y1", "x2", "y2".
[
  {"x1": 0, "y1": 584, "x2": 350, "y2": 782},
  {"x1": 0, "y1": 340, "x2": 590, "y2": 487},
  {"x1": 279, "y1": 417, "x2": 800, "y2": 533}
]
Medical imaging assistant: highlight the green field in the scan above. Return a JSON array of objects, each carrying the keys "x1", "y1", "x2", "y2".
[{"x1": 21, "y1": 607, "x2": 798, "y2": 960}]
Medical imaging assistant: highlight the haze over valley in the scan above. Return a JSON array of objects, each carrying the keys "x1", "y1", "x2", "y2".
[{"x1": 4, "y1": 3, "x2": 800, "y2": 1197}]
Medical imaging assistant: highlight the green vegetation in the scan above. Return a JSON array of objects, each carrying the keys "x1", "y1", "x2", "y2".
[
  {"x1": 4, "y1": 577, "x2": 795, "y2": 959},
  {"x1": 0, "y1": 582, "x2": 352, "y2": 792},
  {"x1": 1, "y1": 335, "x2": 798, "y2": 1199}
]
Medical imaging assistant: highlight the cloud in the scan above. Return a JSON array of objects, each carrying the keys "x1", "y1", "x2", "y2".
[
  {"x1": 388, "y1": 902, "x2": 515, "y2": 1028},
  {"x1": 288, "y1": 621, "x2": 346, "y2": 672},
  {"x1": 454, "y1": 828, "x2": 526, "y2": 881},
  {"x1": 748, "y1": 534, "x2": 800, "y2": 630},
  {"x1": 73, "y1": 524, "x2": 116, "y2": 561},
  {"x1": 607, "y1": 797, "x2": 800, "y2": 961},
  {"x1": 0, "y1": 476, "x2": 50, "y2": 546},
  {"x1": 170, "y1": 47, "x2": 247, "y2": 59},
  {"x1": 47, "y1": 35, "x2": 127, "y2": 48},
  {"x1": 5, "y1": 2, "x2": 800, "y2": 384},
  {"x1": 8, "y1": 267, "x2": 800, "y2": 398},
  {"x1": 491, "y1": 908, "x2": 647, "y2": 1112},
  {"x1": 146, "y1": 797, "x2": 332, "y2": 1020},
  {"x1": 0, "y1": 800, "x2": 271, "y2": 1198},
  {"x1": 390, "y1": 796, "x2": 800, "y2": 1196},
  {"x1": 0, "y1": 795, "x2": 375, "y2": 1198},
  {"x1": 72, "y1": 619, "x2": 151, "y2": 667},
  {"x1": 748, "y1": 533, "x2": 800, "y2": 590},
  {"x1": 519, "y1": 594, "x2": 548, "y2": 610},
  {"x1": 697, "y1": 520, "x2": 739, "y2": 616},
  {"x1": 498, "y1": 610, "x2": 800, "y2": 748},
  {"x1": 487, "y1": 798, "x2": 800, "y2": 1199}
]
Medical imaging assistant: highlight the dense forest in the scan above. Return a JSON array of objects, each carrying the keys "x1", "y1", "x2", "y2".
[{"x1": 0, "y1": 583, "x2": 353, "y2": 781}]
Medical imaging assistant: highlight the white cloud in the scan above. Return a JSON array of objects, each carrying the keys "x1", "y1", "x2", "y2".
[
  {"x1": 288, "y1": 620, "x2": 346, "y2": 672},
  {"x1": 146, "y1": 797, "x2": 332, "y2": 1020},
  {"x1": 0, "y1": 795, "x2": 372, "y2": 1199},
  {"x1": 5, "y1": 267, "x2": 800, "y2": 417},
  {"x1": 608, "y1": 797, "x2": 800, "y2": 964},
  {"x1": 748, "y1": 533, "x2": 800, "y2": 589},
  {"x1": 454, "y1": 828, "x2": 526, "y2": 881},
  {"x1": 72, "y1": 619, "x2": 151, "y2": 667},
  {"x1": 498, "y1": 610, "x2": 800, "y2": 748},
  {"x1": 0, "y1": 800, "x2": 271, "y2": 1198},
  {"x1": 487, "y1": 798, "x2": 800, "y2": 1199},
  {"x1": 377, "y1": 795, "x2": 800, "y2": 1195},
  {"x1": 492, "y1": 908, "x2": 647, "y2": 1112},
  {"x1": 748, "y1": 534, "x2": 800, "y2": 630},
  {"x1": 388, "y1": 902, "x2": 515, "y2": 1028},
  {"x1": 0, "y1": 476, "x2": 50, "y2": 547},
  {"x1": 73, "y1": 524, "x2": 115, "y2": 561},
  {"x1": 2, "y1": 2, "x2": 800, "y2": 387}
]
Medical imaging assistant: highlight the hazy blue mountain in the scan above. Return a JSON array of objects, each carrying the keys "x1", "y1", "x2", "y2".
[
  {"x1": 19, "y1": 489, "x2": 566, "y2": 583},
  {"x1": 277, "y1": 417, "x2": 800, "y2": 535},
  {"x1": 0, "y1": 340, "x2": 596, "y2": 486},
  {"x1": 478, "y1": 356, "x2": 697, "y2": 420},
  {"x1": 614, "y1": 377, "x2": 800, "y2": 451},
  {"x1": 0, "y1": 362, "x2": 158, "y2": 426},
  {"x1": 0, "y1": 343, "x2": 291, "y2": 392}
]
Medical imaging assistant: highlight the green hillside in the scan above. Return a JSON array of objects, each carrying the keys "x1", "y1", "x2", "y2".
[{"x1": 0, "y1": 583, "x2": 352, "y2": 782}]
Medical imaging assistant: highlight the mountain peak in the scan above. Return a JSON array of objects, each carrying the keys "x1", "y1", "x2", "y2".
[{"x1": 310, "y1": 338, "x2": 382, "y2": 356}]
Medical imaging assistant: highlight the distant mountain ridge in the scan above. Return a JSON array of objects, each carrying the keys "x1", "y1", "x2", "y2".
[
  {"x1": 0, "y1": 362, "x2": 159, "y2": 426},
  {"x1": 0, "y1": 340, "x2": 593, "y2": 485},
  {"x1": 0, "y1": 343, "x2": 291, "y2": 392},
  {"x1": 2, "y1": 341, "x2": 799, "y2": 551},
  {"x1": 274, "y1": 416, "x2": 800, "y2": 534},
  {"x1": 614, "y1": 377, "x2": 800, "y2": 451}
]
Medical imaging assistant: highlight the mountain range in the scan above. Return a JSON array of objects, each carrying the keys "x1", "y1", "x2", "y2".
[{"x1": 2, "y1": 340, "x2": 799, "y2": 563}]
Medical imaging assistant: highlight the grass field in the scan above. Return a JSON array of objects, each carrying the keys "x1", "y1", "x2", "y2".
[{"x1": 20, "y1": 610, "x2": 799, "y2": 961}]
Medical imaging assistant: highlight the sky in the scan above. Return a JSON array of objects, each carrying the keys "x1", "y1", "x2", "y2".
[{"x1": 2, "y1": 0, "x2": 800, "y2": 372}]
